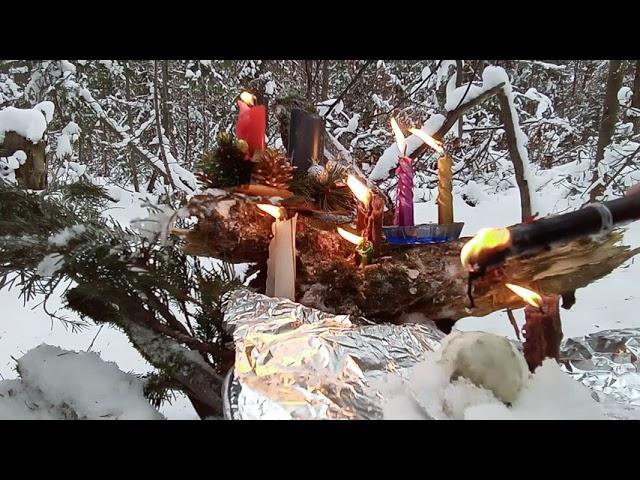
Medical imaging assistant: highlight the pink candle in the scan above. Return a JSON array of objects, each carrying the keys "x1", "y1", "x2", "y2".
[
  {"x1": 390, "y1": 119, "x2": 414, "y2": 227},
  {"x1": 394, "y1": 156, "x2": 414, "y2": 226}
]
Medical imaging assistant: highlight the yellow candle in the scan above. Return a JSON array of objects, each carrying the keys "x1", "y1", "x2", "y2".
[{"x1": 437, "y1": 153, "x2": 453, "y2": 225}]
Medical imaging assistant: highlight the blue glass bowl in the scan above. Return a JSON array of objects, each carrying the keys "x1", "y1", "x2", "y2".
[{"x1": 383, "y1": 223, "x2": 465, "y2": 245}]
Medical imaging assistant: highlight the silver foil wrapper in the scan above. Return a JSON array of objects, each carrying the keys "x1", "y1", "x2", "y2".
[
  {"x1": 558, "y1": 328, "x2": 640, "y2": 419},
  {"x1": 222, "y1": 289, "x2": 640, "y2": 420},
  {"x1": 222, "y1": 289, "x2": 444, "y2": 419}
]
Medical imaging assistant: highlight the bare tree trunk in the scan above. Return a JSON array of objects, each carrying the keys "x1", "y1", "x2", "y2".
[
  {"x1": 161, "y1": 60, "x2": 178, "y2": 158},
  {"x1": 632, "y1": 61, "x2": 640, "y2": 134},
  {"x1": 304, "y1": 60, "x2": 313, "y2": 101},
  {"x1": 2, "y1": 132, "x2": 47, "y2": 190},
  {"x1": 591, "y1": 60, "x2": 625, "y2": 201},
  {"x1": 184, "y1": 99, "x2": 191, "y2": 170},
  {"x1": 153, "y1": 60, "x2": 176, "y2": 191},
  {"x1": 497, "y1": 91, "x2": 533, "y2": 220},
  {"x1": 321, "y1": 60, "x2": 329, "y2": 99},
  {"x1": 455, "y1": 60, "x2": 464, "y2": 139},
  {"x1": 125, "y1": 62, "x2": 140, "y2": 192}
]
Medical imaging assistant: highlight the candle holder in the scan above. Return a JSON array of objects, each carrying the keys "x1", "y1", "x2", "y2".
[{"x1": 383, "y1": 222, "x2": 464, "y2": 245}]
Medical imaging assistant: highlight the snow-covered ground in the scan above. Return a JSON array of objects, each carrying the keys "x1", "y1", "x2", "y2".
[{"x1": 1, "y1": 176, "x2": 639, "y2": 419}]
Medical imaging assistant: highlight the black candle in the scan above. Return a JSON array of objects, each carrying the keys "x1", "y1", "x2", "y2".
[{"x1": 288, "y1": 108, "x2": 325, "y2": 172}]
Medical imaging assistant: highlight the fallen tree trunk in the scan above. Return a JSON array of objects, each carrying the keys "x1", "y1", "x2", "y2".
[{"x1": 177, "y1": 193, "x2": 640, "y2": 325}]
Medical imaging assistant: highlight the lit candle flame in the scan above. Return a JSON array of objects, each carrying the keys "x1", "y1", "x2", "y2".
[
  {"x1": 391, "y1": 118, "x2": 406, "y2": 155},
  {"x1": 240, "y1": 91, "x2": 256, "y2": 107},
  {"x1": 257, "y1": 204, "x2": 284, "y2": 220},
  {"x1": 505, "y1": 283, "x2": 543, "y2": 308},
  {"x1": 346, "y1": 174, "x2": 372, "y2": 208},
  {"x1": 460, "y1": 227, "x2": 511, "y2": 271},
  {"x1": 409, "y1": 128, "x2": 444, "y2": 154},
  {"x1": 337, "y1": 227, "x2": 364, "y2": 245}
]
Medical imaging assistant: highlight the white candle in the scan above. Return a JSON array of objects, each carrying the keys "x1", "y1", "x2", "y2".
[{"x1": 257, "y1": 205, "x2": 297, "y2": 301}]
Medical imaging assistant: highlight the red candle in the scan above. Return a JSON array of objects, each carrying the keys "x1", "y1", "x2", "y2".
[
  {"x1": 235, "y1": 93, "x2": 266, "y2": 158},
  {"x1": 346, "y1": 175, "x2": 384, "y2": 257},
  {"x1": 506, "y1": 283, "x2": 563, "y2": 373}
]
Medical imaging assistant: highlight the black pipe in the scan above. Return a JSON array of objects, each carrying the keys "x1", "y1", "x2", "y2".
[{"x1": 477, "y1": 194, "x2": 640, "y2": 271}]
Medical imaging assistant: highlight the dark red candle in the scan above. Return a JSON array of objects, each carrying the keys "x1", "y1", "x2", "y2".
[
  {"x1": 506, "y1": 283, "x2": 563, "y2": 373},
  {"x1": 235, "y1": 96, "x2": 266, "y2": 159}
]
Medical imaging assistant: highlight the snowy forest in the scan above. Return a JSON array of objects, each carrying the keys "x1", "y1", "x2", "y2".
[{"x1": 1, "y1": 59, "x2": 639, "y2": 420}]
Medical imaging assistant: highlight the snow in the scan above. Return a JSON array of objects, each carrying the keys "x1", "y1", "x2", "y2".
[
  {"x1": 55, "y1": 133, "x2": 72, "y2": 159},
  {"x1": 0, "y1": 102, "x2": 53, "y2": 143},
  {"x1": 265, "y1": 80, "x2": 276, "y2": 95},
  {"x1": 375, "y1": 332, "x2": 605, "y2": 420},
  {"x1": 0, "y1": 150, "x2": 27, "y2": 183},
  {"x1": 62, "y1": 120, "x2": 81, "y2": 139},
  {"x1": 59, "y1": 60, "x2": 77, "y2": 74},
  {"x1": 0, "y1": 344, "x2": 163, "y2": 420},
  {"x1": 48, "y1": 225, "x2": 86, "y2": 247},
  {"x1": 618, "y1": 86, "x2": 633, "y2": 107},
  {"x1": 35, "y1": 101, "x2": 55, "y2": 123},
  {"x1": 317, "y1": 98, "x2": 343, "y2": 118},
  {"x1": 523, "y1": 87, "x2": 553, "y2": 118},
  {"x1": 334, "y1": 113, "x2": 360, "y2": 139},
  {"x1": 444, "y1": 84, "x2": 483, "y2": 111},
  {"x1": 36, "y1": 253, "x2": 64, "y2": 277}
]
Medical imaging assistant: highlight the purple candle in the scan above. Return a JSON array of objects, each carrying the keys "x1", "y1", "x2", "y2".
[
  {"x1": 394, "y1": 156, "x2": 414, "y2": 226},
  {"x1": 391, "y1": 119, "x2": 414, "y2": 227}
]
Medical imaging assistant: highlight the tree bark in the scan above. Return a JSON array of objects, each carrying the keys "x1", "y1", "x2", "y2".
[
  {"x1": 497, "y1": 91, "x2": 533, "y2": 220},
  {"x1": 176, "y1": 194, "x2": 639, "y2": 324},
  {"x1": 321, "y1": 60, "x2": 330, "y2": 99},
  {"x1": 591, "y1": 60, "x2": 625, "y2": 201},
  {"x1": 455, "y1": 60, "x2": 464, "y2": 139},
  {"x1": 124, "y1": 62, "x2": 140, "y2": 192},
  {"x1": 153, "y1": 60, "x2": 176, "y2": 191},
  {"x1": 2, "y1": 132, "x2": 47, "y2": 190},
  {"x1": 632, "y1": 61, "x2": 640, "y2": 134}
]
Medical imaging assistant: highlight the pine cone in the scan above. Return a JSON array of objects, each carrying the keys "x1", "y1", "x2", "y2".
[{"x1": 251, "y1": 149, "x2": 293, "y2": 190}]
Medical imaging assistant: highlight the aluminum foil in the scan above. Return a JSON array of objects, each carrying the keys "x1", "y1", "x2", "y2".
[
  {"x1": 558, "y1": 329, "x2": 640, "y2": 419},
  {"x1": 222, "y1": 289, "x2": 640, "y2": 420},
  {"x1": 222, "y1": 289, "x2": 444, "y2": 419}
]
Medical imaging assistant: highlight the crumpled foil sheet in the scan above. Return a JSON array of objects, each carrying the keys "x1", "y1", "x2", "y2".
[
  {"x1": 222, "y1": 289, "x2": 444, "y2": 419},
  {"x1": 559, "y1": 329, "x2": 640, "y2": 419},
  {"x1": 222, "y1": 289, "x2": 640, "y2": 420}
]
